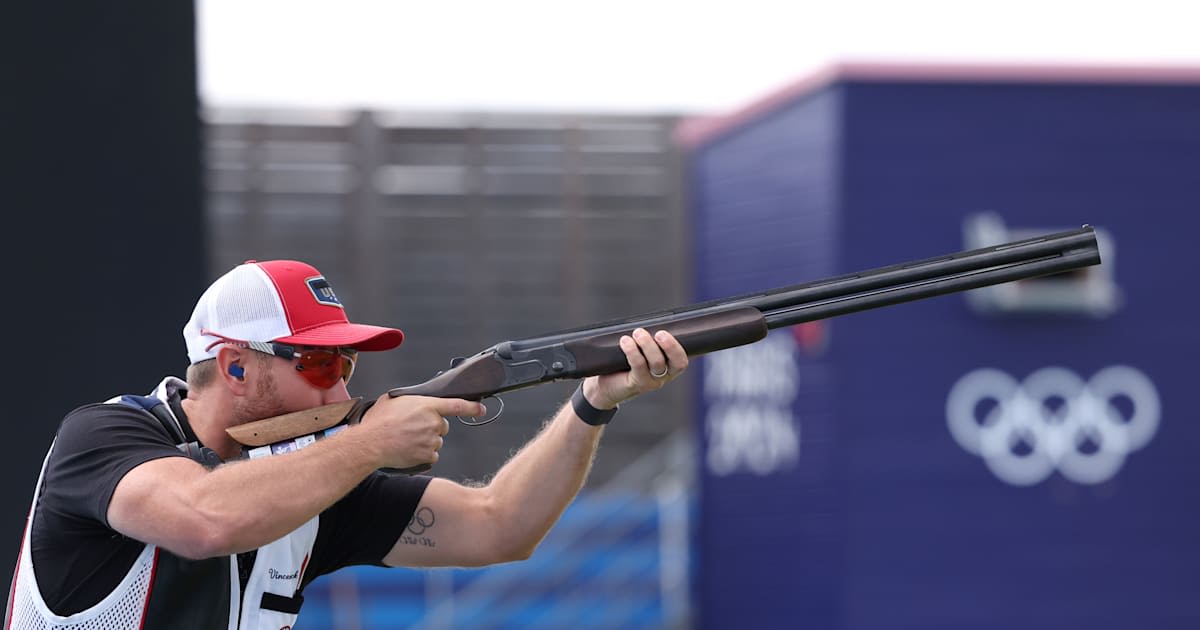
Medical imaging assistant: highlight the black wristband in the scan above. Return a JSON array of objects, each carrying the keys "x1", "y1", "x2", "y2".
[{"x1": 571, "y1": 383, "x2": 618, "y2": 426}]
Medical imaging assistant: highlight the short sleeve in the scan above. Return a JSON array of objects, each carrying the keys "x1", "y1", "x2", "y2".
[
  {"x1": 42, "y1": 402, "x2": 189, "y2": 527},
  {"x1": 303, "y1": 472, "x2": 433, "y2": 587}
]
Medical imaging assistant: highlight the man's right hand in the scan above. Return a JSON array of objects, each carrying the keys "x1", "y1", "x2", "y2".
[{"x1": 356, "y1": 394, "x2": 486, "y2": 470}]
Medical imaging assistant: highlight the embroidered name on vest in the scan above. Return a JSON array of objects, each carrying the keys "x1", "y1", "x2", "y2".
[{"x1": 269, "y1": 568, "x2": 299, "y2": 581}]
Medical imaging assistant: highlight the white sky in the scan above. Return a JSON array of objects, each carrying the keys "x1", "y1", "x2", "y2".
[{"x1": 198, "y1": 0, "x2": 1200, "y2": 114}]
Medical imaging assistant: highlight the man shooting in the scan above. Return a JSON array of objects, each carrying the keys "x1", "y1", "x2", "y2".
[{"x1": 6, "y1": 259, "x2": 686, "y2": 629}]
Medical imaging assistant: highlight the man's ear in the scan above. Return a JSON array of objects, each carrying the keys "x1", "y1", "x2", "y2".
[{"x1": 216, "y1": 345, "x2": 251, "y2": 393}]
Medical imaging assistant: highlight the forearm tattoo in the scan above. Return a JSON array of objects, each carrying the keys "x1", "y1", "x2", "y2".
[{"x1": 402, "y1": 506, "x2": 437, "y2": 548}]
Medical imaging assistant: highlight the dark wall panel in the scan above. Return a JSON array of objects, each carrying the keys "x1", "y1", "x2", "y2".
[{"x1": 4, "y1": 1, "x2": 206, "y2": 581}]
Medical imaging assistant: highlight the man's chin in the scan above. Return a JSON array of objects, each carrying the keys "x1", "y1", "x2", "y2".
[{"x1": 233, "y1": 399, "x2": 289, "y2": 427}]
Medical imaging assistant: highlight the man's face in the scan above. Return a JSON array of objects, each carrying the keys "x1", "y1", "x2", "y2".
[{"x1": 232, "y1": 349, "x2": 353, "y2": 425}]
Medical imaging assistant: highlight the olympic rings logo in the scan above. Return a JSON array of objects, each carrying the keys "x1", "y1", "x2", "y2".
[{"x1": 946, "y1": 366, "x2": 1160, "y2": 486}]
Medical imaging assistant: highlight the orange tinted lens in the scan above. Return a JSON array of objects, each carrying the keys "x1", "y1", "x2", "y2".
[{"x1": 296, "y1": 349, "x2": 355, "y2": 389}]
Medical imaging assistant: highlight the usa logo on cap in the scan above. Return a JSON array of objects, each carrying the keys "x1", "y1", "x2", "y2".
[{"x1": 306, "y1": 276, "x2": 343, "y2": 308}]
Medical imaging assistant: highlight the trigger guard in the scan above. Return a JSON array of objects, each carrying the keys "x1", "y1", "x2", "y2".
[{"x1": 457, "y1": 395, "x2": 503, "y2": 426}]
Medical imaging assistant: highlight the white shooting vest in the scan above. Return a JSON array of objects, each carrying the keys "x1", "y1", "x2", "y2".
[{"x1": 6, "y1": 377, "x2": 320, "y2": 630}]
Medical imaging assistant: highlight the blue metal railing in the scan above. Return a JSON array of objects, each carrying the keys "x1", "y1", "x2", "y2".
[
  {"x1": 298, "y1": 484, "x2": 692, "y2": 630},
  {"x1": 295, "y1": 432, "x2": 700, "y2": 628}
]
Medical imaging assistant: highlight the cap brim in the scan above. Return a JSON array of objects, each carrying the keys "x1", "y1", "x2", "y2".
[{"x1": 274, "y1": 322, "x2": 404, "y2": 351}]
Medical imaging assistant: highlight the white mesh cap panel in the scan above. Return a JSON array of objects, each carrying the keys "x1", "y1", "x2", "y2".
[{"x1": 183, "y1": 263, "x2": 292, "y2": 363}]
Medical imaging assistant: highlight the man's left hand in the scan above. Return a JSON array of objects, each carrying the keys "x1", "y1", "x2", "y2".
[{"x1": 582, "y1": 328, "x2": 688, "y2": 410}]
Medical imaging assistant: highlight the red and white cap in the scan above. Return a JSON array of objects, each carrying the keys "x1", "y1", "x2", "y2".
[{"x1": 183, "y1": 259, "x2": 404, "y2": 364}]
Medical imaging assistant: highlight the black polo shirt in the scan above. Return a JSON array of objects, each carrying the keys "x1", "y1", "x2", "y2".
[{"x1": 27, "y1": 401, "x2": 430, "y2": 615}]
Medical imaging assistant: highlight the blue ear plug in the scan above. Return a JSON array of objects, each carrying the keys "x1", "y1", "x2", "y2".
[{"x1": 228, "y1": 363, "x2": 245, "y2": 379}]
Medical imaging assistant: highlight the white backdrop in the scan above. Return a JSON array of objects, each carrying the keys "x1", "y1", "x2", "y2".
[{"x1": 199, "y1": 0, "x2": 1200, "y2": 113}]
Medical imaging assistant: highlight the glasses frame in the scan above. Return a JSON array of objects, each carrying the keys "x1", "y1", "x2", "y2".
[{"x1": 202, "y1": 329, "x2": 358, "y2": 389}]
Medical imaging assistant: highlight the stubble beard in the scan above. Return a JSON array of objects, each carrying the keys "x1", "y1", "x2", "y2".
[{"x1": 233, "y1": 367, "x2": 288, "y2": 425}]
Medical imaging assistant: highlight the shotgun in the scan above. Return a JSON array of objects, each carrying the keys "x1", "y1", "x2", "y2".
[{"x1": 227, "y1": 225, "x2": 1101, "y2": 471}]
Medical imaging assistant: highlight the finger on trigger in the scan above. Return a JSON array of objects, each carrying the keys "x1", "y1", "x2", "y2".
[{"x1": 437, "y1": 398, "x2": 484, "y2": 419}]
